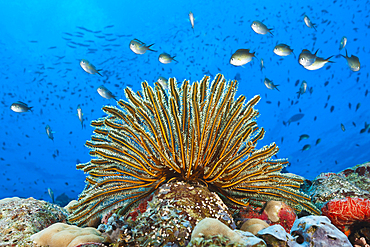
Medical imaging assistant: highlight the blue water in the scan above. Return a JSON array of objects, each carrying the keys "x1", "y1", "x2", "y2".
[{"x1": 0, "y1": 0, "x2": 369, "y2": 204}]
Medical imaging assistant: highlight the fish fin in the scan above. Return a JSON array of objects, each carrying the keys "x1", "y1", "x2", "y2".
[
  {"x1": 314, "y1": 49, "x2": 319, "y2": 56},
  {"x1": 269, "y1": 29, "x2": 274, "y2": 36},
  {"x1": 345, "y1": 49, "x2": 348, "y2": 58},
  {"x1": 172, "y1": 56, "x2": 179, "y2": 63},
  {"x1": 133, "y1": 38, "x2": 144, "y2": 44},
  {"x1": 147, "y1": 44, "x2": 157, "y2": 52},
  {"x1": 313, "y1": 24, "x2": 317, "y2": 31},
  {"x1": 29, "y1": 107, "x2": 33, "y2": 113},
  {"x1": 275, "y1": 85, "x2": 280, "y2": 92},
  {"x1": 97, "y1": 70, "x2": 103, "y2": 77},
  {"x1": 325, "y1": 55, "x2": 335, "y2": 63}
]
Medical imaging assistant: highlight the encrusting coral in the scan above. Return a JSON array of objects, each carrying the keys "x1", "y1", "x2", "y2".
[
  {"x1": 68, "y1": 74, "x2": 319, "y2": 227},
  {"x1": 0, "y1": 197, "x2": 68, "y2": 246},
  {"x1": 30, "y1": 222, "x2": 105, "y2": 247}
]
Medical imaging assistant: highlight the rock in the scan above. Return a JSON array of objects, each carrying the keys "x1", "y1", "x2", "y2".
[
  {"x1": 55, "y1": 192, "x2": 74, "y2": 207},
  {"x1": 191, "y1": 218, "x2": 266, "y2": 246},
  {"x1": 321, "y1": 197, "x2": 370, "y2": 236},
  {"x1": 308, "y1": 172, "x2": 370, "y2": 208},
  {"x1": 290, "y1": 215, "x2": 352, "y2": 247},
  {"x1": 307, "y1": 171, "x2": 370, "y2": 209},
  {"x1": 97, "y1": 213, "x2": 132, "y2": 244},
  {"x1": 0, "y1": 197, "x2": 68, "y2": 246},
  {"x1": 257, "y1": 224, "x2": 296, "y2": 246},
  {"x1": 124, "y1": 181, "x2": 235, "y2": 246},
  {"x1": 241, "y1": 218, "x2": 270, "y2": 235},
  {"x1": 339, "y1": 161, "x2": 370, "y2": 193},
  {"x1": 30, "y1": 222, "x2": 105, "y2": 247}
]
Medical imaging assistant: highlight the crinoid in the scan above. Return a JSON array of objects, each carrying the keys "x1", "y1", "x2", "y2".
[{"x1": 68, "y1": 74, "x2": 319, "y2": 226}]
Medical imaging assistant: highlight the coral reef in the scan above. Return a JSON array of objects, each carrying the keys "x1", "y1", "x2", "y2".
[
  {"x1": 307, "y1": 172, "x2": 370, "y2": 209},
  {"x1": 30, "y1": 222, "x2": 106, "y2": 247},
  {"x1": 290, "y1": 215, "x2": 352, "y2": 246},
  {"x1": 256, "y1": 224, "x2": 295, "y2": 246},
  {"x1": 122, "y1": 181, "x2": 234, "y2": 246},
  {"x1": 340, "y1": 161, "x2": 370, "y2": 192},
  {"x1": 321, "y1": 197, "x2": 370, "y2": 235},
  {"x1": 240, "y1": 218, "x2": 270, "y2": 235},
  {"x1": 69, "y1": 74, "x2": 319, "y2": 227},
  {"x1": 0, "y1": 197, "x2": 68, "y2": 246},
  {"x1": 232, "y1": 200, "x2": 297, "y2": 233},
  {"x1": 191, "y1": 218, "x2": 266, "y2": 246}
]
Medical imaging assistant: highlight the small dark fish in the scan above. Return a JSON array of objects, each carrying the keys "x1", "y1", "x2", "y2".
[
  {"x1": 341, "y1": 123, "x2": 346, "y2": 132},
  {"x1": 315, "y1": 138, "x2": 321, "y2": 145},
  {"x1": 356, "y1": 103, "x2": 361, "y2": 111},
  {"x1": 330, "y1": 106, "x2": 334, "y2": 112},
  {"x1": 299, "y1": 134, "x2": 309, "y2": 142},
  {"x1": 301, "y1": 144, "x2": 311, "y2": 151}
]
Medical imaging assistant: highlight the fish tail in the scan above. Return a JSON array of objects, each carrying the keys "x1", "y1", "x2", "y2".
[
  {"x1": 147, "y1": 44, "x2": 157, "y2": 52},
  {"x1": 97, "y1": 70, "x2": 103, "y2": 77},
  {"x1": 325, "y1": 55, "x2": 335, "y2": 63},
  {"x1": 29, "y1": 107, "x2": 33, "y2": 113},
  {"x1": 275, "y1": 85, "x2": 280, "y2": 92},
  {"x1": 269, "y1": 29, "x2": 274, "y2": 36}
]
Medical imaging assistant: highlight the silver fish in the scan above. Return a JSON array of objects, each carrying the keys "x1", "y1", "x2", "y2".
[
  {"x1": 251, "y1": 20, "x2": 273, "y2": 35},
  {"x1": 264, "y1": 78, "x2": 279, "y2": 91},
  {"x1": 47, "y1": 188, "x2": 54, "y2": 203},
  {"x1": 80, "y1": 59, "x2": 102, "y2": 76},
  {"x1": 45, "y1": 125, "x2": 54, "y2": 141},
  {"x1": 298, "y1": 49, "x2": 319, "y2": 66},
  {"x1": 77, "y1": 105, "x2": 84, "y2": 129},
  {"x1": 157, "y1": 76, "x2": 169, "y2": 90},
  {"x1": 297, "y1": 80, "x2": 307, "y2": 98},
  {"x1": 10, "y1": 101, "x2": 33, "y2": 113},
  {"x1": 303, "y1": 56, "x2": 334, "y2": 70},
  {"x1": 304, "y1": 15, "x2": 317, "y2": 31},
  {"x1": 159, "y1": 53, "x2": 177, "y2": 64},
  {"x1": 274, "y1": 44, "x2": 294, "y2": 57},
  {"x1": 129, "y1": 39, "x2": 156, "y2": 55},
  {"x1": 189, "y1": 12, "x2": 195, "y2": 32},
  {"x1": 341, "y1": 49, "x2": 360, "y2": 71},
  {"x1": 339, "y1": 36, "x2": 347, "y2": 50},
  {"x1": 260, "y1": 58, "x2": 265, "y2": 71},
  {"x1": 230, "y1": 49, "x2": 256, "y2": 66},
  {"x1": 97, "y1": 85, "x2": 117, "y2": 100}
]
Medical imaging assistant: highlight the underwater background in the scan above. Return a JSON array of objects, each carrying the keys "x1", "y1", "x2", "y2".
[{"x1": 0, "y1": 0, "x2": 368, "y2": 204}]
